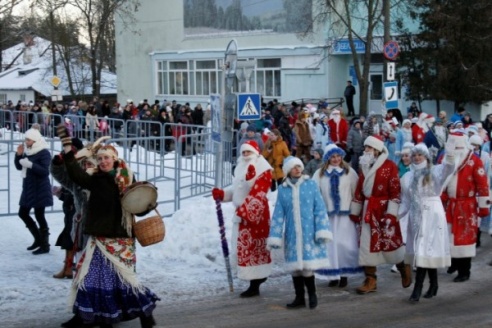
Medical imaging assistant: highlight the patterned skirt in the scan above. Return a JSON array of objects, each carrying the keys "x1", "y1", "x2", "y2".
[{"x1": 71, "y1": 237, "x2": 160, "y2": 325}]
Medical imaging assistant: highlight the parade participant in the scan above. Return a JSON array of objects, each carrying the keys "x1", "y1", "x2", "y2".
[
  {"x1": 262, "y1": 129, "x2": 290, "y2": 191},
  {"x1": 399, "y1": 143, "x2": 455, "y2": 302},
  {"x1": 313, "y1": 144, "x2": 362, "y2": 288},
  {"x1": 293, "y1": 110, "x2": 313, "y2": 163},
  {"x1": 14, "y1": 128, "x2": 53, "y2": 255},
  {"x1": 268, "y1": 156, "x2": 331, "y2": 309},
  {"x1": 442, "y1": 132, "x2": 490, "y2": 282},
  {"x1": 51, "y1": 137, "x2": 84, "y2": 279},
  {"x1": 212, "y1": 140, "x2": 273, "y2": 297},
  {"x1": 57, "y1": 127, "x2": 159, "y2": 328},
  {"x1": 412, "y1": 112, "x2": 434, "y2": 144},
  {"x1": 328, "y1": 109, "x2": 349, "y2": 150},
  {"x1": 349, "y1": 136, "x2": 411, "y2": 294}
]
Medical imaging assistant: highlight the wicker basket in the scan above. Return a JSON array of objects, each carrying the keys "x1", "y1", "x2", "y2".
[{"x1": 133, "y1": 215, "x2": 165, "y2": 247}]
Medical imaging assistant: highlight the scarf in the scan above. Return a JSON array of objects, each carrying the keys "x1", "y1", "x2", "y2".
[
  {"x1": 110, "y1": 159, "x2": 134, "y2": 236},
  {"x1": 22, "y1": 138, "x2": 49, "y2": 178},
  {"x1": 324, "y1": 166, "x2": 344, "y2": 215}
]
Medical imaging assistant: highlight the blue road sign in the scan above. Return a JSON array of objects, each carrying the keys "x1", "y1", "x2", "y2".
[
  {"x1": 384, "y1": 81, "x2": 399, "y2": 109},
  {"x1": 237, "y1": 94, "x2": 261, "y2": 120}
]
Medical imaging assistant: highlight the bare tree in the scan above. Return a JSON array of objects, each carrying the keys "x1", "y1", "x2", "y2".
[
  {"x1": 0, "y1": 0, "x2": 25, "y2": 71},
  {"x1": 310, "y1": 0, "x2": 411, "y2": 116},
  {"x1": 67, "y1": 0, "x2": 140, "y2": 96}
]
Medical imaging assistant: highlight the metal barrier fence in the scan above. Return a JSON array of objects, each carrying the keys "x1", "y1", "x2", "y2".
[{"x1": 0, "y1": 115, "x2": 235, "y2": 218}]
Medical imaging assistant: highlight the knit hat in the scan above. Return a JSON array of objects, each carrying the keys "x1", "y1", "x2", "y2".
[
  {"x1": 282, "y1": 156, "x2": 304, "y2": 176},
  {"x1": 96, "y1": 145, "x2": 118, "y2": 161},
  {"x1": 246, "y1": 124, "x2": 256, "y2": 132},
  {"x1": 312, "y1": 148, "x2": 324, "y2": 158},
  {"x1": 240, "y1": 140, "x2": 260, "y2": 156},
  {"x1": 453, "y1": 120, "x2": 463, "y2": 127},
  {"x1": 466, "y1": 125, "x2": 478, "y2": 136},
  {"x1": 401, "y1": 142, "x2": 414, "y2": 155},
  {"x1": 469, "y1": 134, "x2": 483, "y2": 146},
  {"x1": 240, "y1": 122, "x2": 249, "y2": 131},
  {"x1": 25, "y1": 128, "x2": 42, "y2": 142},
  {"x1": 411, "y1": 143, "x2": 431, "y2": 162},
  {"x1": 323, "y1": 143, "x2": 345, "y2": 162},
  {"x1": 71, "y1": 138, "x2": 84, "y2": 150},
  {"x1": 364, "y1": 135, "x2": 385, "y2": 152}
]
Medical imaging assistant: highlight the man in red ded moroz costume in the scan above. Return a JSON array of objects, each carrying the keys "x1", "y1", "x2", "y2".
[
  {"x1": 349, "y1": 135, "x2": 412, "y2": 294},
  {"x1": 441, "y1": 131, "x2": 490, "y2": 282},
  {"x1": 412, "y1": 112, "x2": 435, "y2": 144},
  {"x1": 212, "y1": 140, "x2": 273, "y2": 297}
]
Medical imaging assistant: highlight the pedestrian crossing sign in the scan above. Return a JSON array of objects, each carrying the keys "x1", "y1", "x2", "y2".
[{"x1": 237, "y1": 93, "x2": 261, "y2": 120}]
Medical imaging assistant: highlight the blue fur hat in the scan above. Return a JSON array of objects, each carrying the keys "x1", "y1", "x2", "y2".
[{"x1": 323, "y1": 143, "x2": 346, "y2": 162}]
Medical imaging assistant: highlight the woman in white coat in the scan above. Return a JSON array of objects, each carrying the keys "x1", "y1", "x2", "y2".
[
  {"x1": 313, "y1": 144, "x2": 362, "y2": 287},
  {"x1": 399, "y1": 142, "x2": 455, "y2": 302}
]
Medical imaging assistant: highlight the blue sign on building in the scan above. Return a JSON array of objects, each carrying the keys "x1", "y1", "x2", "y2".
[
  {"x1": 237, "y1": 94, "x2": 261, "y2": 120},
  {"x1": 384, "y1": 81, "x2": 399, "y2": 110},
  {"x1": 333, "y1": 39, "x2": 366, "y2": 54}
]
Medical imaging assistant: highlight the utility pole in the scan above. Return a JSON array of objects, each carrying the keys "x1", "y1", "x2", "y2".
[{"x1": 383, "y1": 0, "x2": 390, "y2": 82}]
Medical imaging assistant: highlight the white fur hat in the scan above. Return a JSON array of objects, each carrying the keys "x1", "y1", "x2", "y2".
[
  {"x1": 411, "y1": 143, "x2": 431, "y2": 161},
  {"x1": 364, "y1": 135, "x2": 384, "y2": 152},
  {"x1": 282, "y1": 156, "x2": 304, "y2": 177},
  {"x1": 401, "y1": 142, "x2": 414, "y2": 155},
  {"x1": 469, "y1": 134, "x2": 483, "y2": 146},
  {"x1": 402, "y1": 119, "x2": 412, "y2": 127}
]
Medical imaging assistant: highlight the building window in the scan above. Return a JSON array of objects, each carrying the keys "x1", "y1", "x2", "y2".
[
  {"x1": 0, "y1": 94, "x2": 6, "y2": 104},
  {"x1": 195, "y1": 60, "x2": 218, "y2": 95},
  {"x1": 255, "y1": 58, "x2": 281, "y2": 97},
  {"x1": 20, "y1": 94, "x2": 26, "y2": 101}
]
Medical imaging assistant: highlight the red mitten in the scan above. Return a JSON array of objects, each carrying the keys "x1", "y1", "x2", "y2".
[
  {"x1": 246, "y1": 164, "x2": 256, "y2": 181},
  {"x1": 478, "y1": 207, "x2": 490, "y2": 218},
  {"x1": 349, "y1": 214, "x2": 360, "y2": 224},
  {"x1": 212, "y1": 188, "x2": 224, "y2": 201}
]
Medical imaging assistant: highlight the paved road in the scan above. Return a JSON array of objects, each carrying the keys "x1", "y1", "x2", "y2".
[
  {"x1": 9, "y1": 239, "x2": 492, "y2": 328},
  {"x1": 133, "y1": 239, "x2": 492, "y2": 328}
]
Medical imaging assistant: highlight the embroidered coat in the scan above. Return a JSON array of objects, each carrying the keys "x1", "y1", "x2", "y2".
[
  {"x1": 268, "y1": 176, "x2": 332, "y2": 272},
  {"x1": 328, "y1": 119, "x2": 349, "y2": 150},
  {"x1": 350, "y1": 152, "x2": 405, "y2": 266},
  {"x1": 442, "y1": 152, "x2": 490, "y2": 258},
  {"x1": 223, "y1": 156, "x2": 273, "y2": 280}
]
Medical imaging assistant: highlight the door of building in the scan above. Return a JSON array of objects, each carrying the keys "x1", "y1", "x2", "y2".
[{"x1": 368, "y1": 73, "x2": 384, "y2": 114}]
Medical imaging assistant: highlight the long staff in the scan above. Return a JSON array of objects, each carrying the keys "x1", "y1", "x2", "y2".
[{"x1": 215, "y1": 199, "x2": 234, "y2": 292}]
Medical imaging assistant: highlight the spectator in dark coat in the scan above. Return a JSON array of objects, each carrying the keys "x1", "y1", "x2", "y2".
[
  {"x1": 14, "y1": 128, "x2": 53, "y2": 255},
  {"x1": 346, "y1": 119, "x2": 364, "y2": 173}
]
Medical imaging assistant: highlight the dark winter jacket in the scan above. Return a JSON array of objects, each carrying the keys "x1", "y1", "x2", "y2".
[
  {"x1": 15, "y1": 149, "x2": 53, "y2": 208},
  {"x1": 347, "y1": 123, "x2": 364, "y2": 155},
  {"x1": 63, "y1": 151, "x2": 132, "y2": 238}
]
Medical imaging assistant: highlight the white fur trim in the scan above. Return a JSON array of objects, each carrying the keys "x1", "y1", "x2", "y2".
[
  {"x1": 386, "y1": 200, "x2": 400, "y2": 217},
  {"x1": 478, "y1": 196, "x2": 489, "y2": 208},
  {"x1": 240, "y1": 142, "x2": 260, "y2": 155},
  {"x1": 282, "y1": 156, "x2": 304, "y2": 177},
  {"x1": 266, "y1": 237, "x2": 282, "y2": 250},
  {"x1": 364, "y1": 136, "x2": 384, "y2": 152},
  {"x1": 316, "y1": 230, "x2": 333, "y2": 242},
  {"x1": 350, "y1": 201, "x2": 362, "y2": 216},
  {"x1": 237, "y1": 263, "x2": 272, "y2": 280}
]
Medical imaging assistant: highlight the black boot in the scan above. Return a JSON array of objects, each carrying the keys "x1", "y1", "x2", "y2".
[
  {"x1": 286, "y1": 276, "x2": 305, "y2": 309},
  {"x1": 447, "y1": 258, "x2": 457, "y2": 274},
  {"x1": 60, "y1": 315, "x2": 88, "y2": 328},
  {"x1": 32, "y1": 228, "x2": 50, "y2": 255},
  {"x1": 476, "y1": 229, "x2": 481, "y2": 248},
  {"x1": 453, "y1": 257, "x2": 471, "y2": 282},
  {"x1": 339, "y1": 277, "x2": 348, "y2": 288},
  {"x1": 139, "y1": 314, "x2": 156, "y2": 328},
  {"x1": 409, "y1": 267, "x2": 426, "y2": 303},
  {"x1": 26, "y1": 222, "x2": 41, "y2": 251},
  {"x1": 423, "y1": 269, "x2": 438, "y2": 298},
  {"x1": 304, "y1": 275, "x2": 318, "y2": 309},
  {"x1": 240, "y1": 277, "x2": 267, "y2": 298}
]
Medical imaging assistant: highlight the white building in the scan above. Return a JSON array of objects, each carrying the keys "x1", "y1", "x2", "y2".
[
  {"x1": 115, "y1": 0, "x2": 483, "y2": 119},
  {"x1": 0, "y1": 36, "x2": 117, "y2": 105}
]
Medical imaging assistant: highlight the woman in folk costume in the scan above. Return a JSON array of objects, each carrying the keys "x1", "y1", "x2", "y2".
[
  {"x1": 441, "y1": 132, "x2": 490, "y2": 283},
  {"x1": 312, "y1": 144, "x2": 362, "y2": 288},
  {"x1": 349, "y1": 135, "x2": 412, "y2": 294},
  {"x1": 399, "y1": 142, "x2": 455, "y2": 302},
  {"x1": 212, "y1": 140, "x2": 273, "y2": 297},
  {"x1": 57, "y1": 132, "x2": 159, "y2": 328},
  {"x1": 267, "y1": 156, "x2": 332, "y2": 309}
]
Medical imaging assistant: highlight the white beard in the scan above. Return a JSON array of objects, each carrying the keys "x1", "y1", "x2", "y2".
[
  {"x1": 454, "y1": 149, "x2": 470, "y2": 167},
  {"x1": 234, "y1": 154, "x2": 257, "y2": 181},
  {"x1": 359, "y1": 151, "x2": 376, "y2": 176}
]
